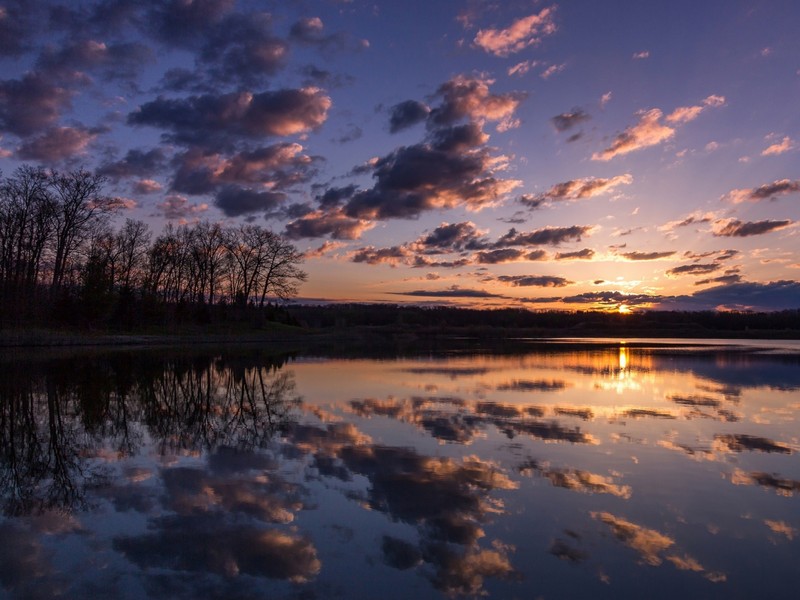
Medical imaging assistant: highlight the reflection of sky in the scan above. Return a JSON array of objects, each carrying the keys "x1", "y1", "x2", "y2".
[{"x1": 1, "y1": 345, "x2": 798, "y2": 598}]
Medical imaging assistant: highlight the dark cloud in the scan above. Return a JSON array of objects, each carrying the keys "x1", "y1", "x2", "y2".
[
  {"x1": 551, "y1": 109, "x2": 590, "y2": 132},
  {"x1": 0, "y1": 1, "x2": 32, "y2": 57},
  {"x1": 0, "y1": 72, "x2": 73, "y2": 135},
  {"x1": 495, "y1": 226, "x2": 593, "y2": 247},
  {"x1": 620, "y1": 250, "x2": 676, "y2": 261},
  {"x1": 714, "y1": 434, "x2": 791, "y2": 454},
  {"x1": 351, "y1": 246, "x2": 410, "y2": 265},
  {"x1": 667, "y1": 263, "x2": 721, "y2": 277},
  {"x1": 115, "y1": 515, "x2": 319, "y2": 582},
  {"x1": 289, "y1": 16, "x2": 353, "y2": 51},
  {"x1": 391, "y1": 287, "x2": 503, "y2": 298},
  {"x1": 146, "y1": 0, "x2": 235, "y2": 47},
  {"x1": 713, "y1": 218, "x2": 793, "y2": 237},
  {"x1": 415, "y1": 221, "x2": 489, "y2": 252},
  {"x1": 37, "y1": 39, "x2": 153, "y2": 82},
  {"x1": 475, "y1": 249, "x2": 529, "y2": 264},
  {"x1": 429, "y1": 122, "x2": 488, "y2": 152},
  {"x1": 725, "y1": 179, "x2": 800, "y2": 203},
  {"x1": 555, "y1": 248, "x2": 595, "y2": 260},
  {"x1": 695, "y1": 273, "x2": 742, "y2": 286},
  {"x1": 170, "y1": 144, "x2": 316, "y2": 195},
  {"x1": 16, "y1": 125, "x2": 100, "y2": 162},
  {"x1": 518, "y1": 193, "x2": 546, "y2": 210},
  {"x1": 197, "y1": 12, "x2": 288, "y2": 86},
  {"x1": 389, "y1": 100, "x2": 431, "y2": 133},
  {"x1": 98, "y1": 148, "x2": 167, "y2": 180},
  {"x1": 285, "y1": 210, "x2": 372, "y2": 240},
  {"x1": 382, "y1": 536, "x2": 423, "y2": 570},
  {"x1": 128, "y1": 88, "x2": 331, "y2": 148},
  {"x1": 658, "y1": 280, "x2": 800, "y2": 311},
  {"x1": 496, "y1": 275, "x2": 572, "y2": 287},
  {"x1": 343, "y1": 138, "x2": 515, "y2": 220},
  {"x1": 496, "y1": 380, "x2": 567, "y2": 392},
  {"x1": 412, "y1": 256, "x2": 472, "y2": 269},
  {"x1": 215, "y1": 185, "x2": 286, "y2": 217},
  {"x1": 300, "y1": 65, "x2": 355, "y2": 88},
  {"x1": 316, "y1": 184, "x2": 358, "y2": 209},
  {"x1": 749, "y1": 179, "x2": 800, "y2": 200}
]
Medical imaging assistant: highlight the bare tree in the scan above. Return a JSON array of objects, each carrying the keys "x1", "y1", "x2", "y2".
[
  {"x1": 115, "y1": 219, "x2": 151, "y2": 292},
  {"x1": 0, "y1": 166, "x2": 55, "y2": 303},
  {"x1": 48, "y1": 169, "x2": 117, "y2": 294},
  {"x1": 258, "y1": 232, "x2": 307, "y2": 305}
]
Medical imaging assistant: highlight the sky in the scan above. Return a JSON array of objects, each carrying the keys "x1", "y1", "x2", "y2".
[{"x1": 0, "y1": 0, "x2": 798, "y2": 312}]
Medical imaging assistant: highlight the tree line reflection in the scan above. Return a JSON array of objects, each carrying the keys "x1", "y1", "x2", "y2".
[{"x1": 0, "y1": 351, "x2": 301, "y2": 516}]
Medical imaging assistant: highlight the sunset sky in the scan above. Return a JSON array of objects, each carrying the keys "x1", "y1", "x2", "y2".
[{"x1": 1, "y1": 0, "x2": 798, "y2": 311}]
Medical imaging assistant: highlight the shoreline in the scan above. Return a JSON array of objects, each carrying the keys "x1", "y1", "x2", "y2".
[{"x1": 2, "y1": 324, "x2": 799, "y2": 349}]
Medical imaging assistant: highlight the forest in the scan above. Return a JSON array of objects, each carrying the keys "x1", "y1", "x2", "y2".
[{"x1": 0, "y1": 165, "x2": 306, "y2": 330}]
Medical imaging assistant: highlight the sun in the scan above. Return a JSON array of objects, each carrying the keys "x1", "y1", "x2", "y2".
[{"x1": 618, "y1": 304, "x2": 632, "y2": 314}]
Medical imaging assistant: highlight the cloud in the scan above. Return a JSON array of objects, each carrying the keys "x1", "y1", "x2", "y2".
[
  {"x1": 128, "y1": 87, "x2": 331, "y2": 148},
  {"x1": 495, "y1": 225, "x2": 593, "y2": 247},
  {"x1": 555, "y1": 248, "x2": 595, "y2": 260},
  {"x1": 37, "y1": 39, "x2": 154, "y2": 83},
  {"x1": 658, "y1": 211, "x2": 716, "y2": 231},
  {"x1": 658, "y1": 280, "x2": 800, "y2": 311},
  {"x1": 695, "y1": 273, "x2": 742, "y2": 286},
  {"x1": 146, "y1": 0, "x2": 236, "y2": 47},
  {"x1": 667, "y1": 263, "x2": 721, "y2": 277},
  {"x1": 351, "y1": 245, "x2": 410, "y2": 265},
  {"x1": 316, "y1": 184, "x2": 359, "y2": 209},
  {"x1": 0, "y1": 72, "x2": 73, "y2": 136},
  {"x1": 215, "y1": 185, "x2": 286, "y2": 217},
  {"x1": 723, "y1": 179, "x2": 800, "y2": 203},
  {"x1": 592, "y1": 512, "x2": 674, "y2": 565},
  {"x1": 476, "y1": 248, "x2": 535, "y2": 264},
  {"x1": 389, "y1": 100, "x2": 431, "y2": 133},
  {"x1": 157, "y1": 194, "x2": 209, "y2": 221},
  {"x1": 414, "y1": 222, "x2": 489, "y2": 252},
  {"x1": 392, "y1": 287, "x2": 503, "y2": 298},
  {"x1": 289, "y1": 16, "x2": 358, "y2": 52},
  {"x1": 285, "y1": 209, "x2": 374, "y2": 240},
  {"x1": 712, "y1": 218, "x2": 793, "y2": 237},
  {"x1": 428, "y1": 75, "x2": 525, "y2": 128},
  {"x1": 507, "y1": 59, "x2": 543, "y2": 76},
  {"x1": 762, "y1": 136, "x2": 794, "y2": 156},
  {"x1": 592, "y1": 109, "x2": 675, "y2": 161},
  {"x1": 133, "y1": 179, "x2": 162, "y2": 194},
  {"x1": 496, "y1": 275, "x2": 572, "y2": 287},
  {"x1": 551, "y1": 109, "x2": 590, "y2": 132},
  {"x1": 98, "y1": 148, "x2": 167, "y2": 180},
  {"x1": 540, "y1": 63, "x2": 566, "y2": 79},
  {"x1": 620, "y1": 250, "x2": 676, "y2": 261},
  {"x1": 16, "y1": 126, "x2": 98, "y2": 161},
  {"x1": 665, "y1": 95, "x2": 725, "y2": 125},
  {"x1": 526, "y1": 174, "x2": 632, "y2": 206},
  {"x1": 343, "y1": 127, "x2": 519, "y2": 220},
  {"x1": 473, "y1": 7, "x2": 557, "y2": 57},
  {"x1": 0, "y1": 3, "x2": 32, "y2": 57}
]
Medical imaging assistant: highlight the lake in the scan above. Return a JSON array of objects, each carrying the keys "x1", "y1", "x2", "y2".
[{"x1": 1, "y1": 339, "x2": 799, "y2": 599}]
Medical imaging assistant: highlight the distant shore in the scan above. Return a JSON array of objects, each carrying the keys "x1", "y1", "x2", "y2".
[{"x1": 2, "y1": 322, "x2": 799, "y2": 349}]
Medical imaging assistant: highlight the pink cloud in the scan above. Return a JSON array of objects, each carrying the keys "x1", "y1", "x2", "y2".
[
  {"x1": 592, "y1": 109, "x2": 675, "y2": 161},
  {"x1": 473, "y1": 7, "x2": 557, "y2": 57}
]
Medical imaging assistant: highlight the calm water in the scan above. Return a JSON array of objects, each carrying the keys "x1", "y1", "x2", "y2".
[{"x1": 1, "y1": 340, "x2": 799, "y2": 599}]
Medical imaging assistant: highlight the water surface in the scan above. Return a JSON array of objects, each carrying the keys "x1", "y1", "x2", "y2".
[{"x1": 1, "y1": 340, "x2": 799, "y2": 598}]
